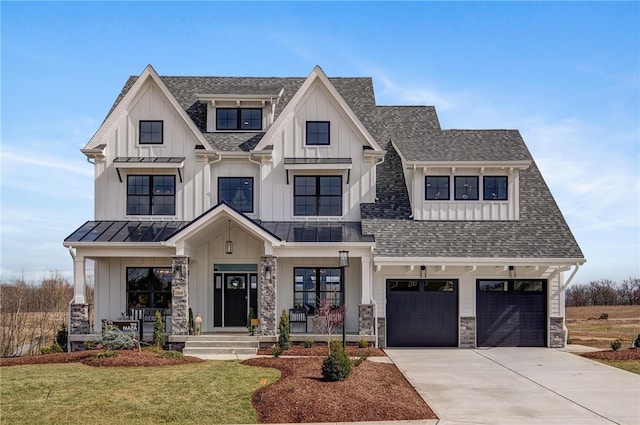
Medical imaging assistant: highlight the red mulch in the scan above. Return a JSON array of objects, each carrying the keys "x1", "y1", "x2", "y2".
[
  {"x1": 0, "y1": 350, "x2": 203, "y2": 367},
  {"x1": 580, "y1": 348, "x2": 640, "y2": 361},
  {"x1": 244, "y1": 356, "x2": 437, "y2": 423},
  {"x1": 257, "y1": 344, "x2": 386, "y2": 357}
]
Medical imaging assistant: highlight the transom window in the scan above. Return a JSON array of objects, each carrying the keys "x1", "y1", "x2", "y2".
[
  {"x1": 306, "y1": 121, "x2": 330, "y2": 145},
  {"x1": 216, "y1": 108, "x2": 262, "y2": 130},
  {"x1": 294, "y1": 176, "x2": 342, "y2": 216},
  {"x1": 425, "y1": 176, "x2": 450, "y2": 200},
  {"x1": 294, "y1": 267, "x2": 342, "y2": 314},
  {"x1": 483, "y1": 176, "x2": 508, "y2": 200},
  {"x1": 478, "y1": 279, "x2": 545, "y2": 292},
  {"x1": 126, "y1": 267, "x2": 172, "y2": 309},
  {"x1": 454, "y1": 176, "x2": 479, "y2": 200},
  {"x1": 218, "y1": 177, "x2": 254, "y2": 213},
  {"x1": 139, "y1": 121, "x2": 163, "y2": 144},
  {"x1": 127, "y1": 175, "x2": 175, "y2": 215}
]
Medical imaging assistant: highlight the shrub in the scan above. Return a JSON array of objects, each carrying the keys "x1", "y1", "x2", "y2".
[
  {"x1": 55, "y1": 324, "x2": 68, "y2": 349},
  {"x1": 634, "y1": 334, "x2": 640, "y2": 349},
  {"x1": 40, "y1": 343, "x2": 63, "y2": 355},
  {"x1": 611, "y1": 339, "x2": 622, "y2": 351},
  {"x1": 303, "y1": 338, "x2": 315, "y2": 348},
  {"x1": 358, "y1": 338, "x2": 369, "y2": 348},
  {"x1": 322, "y1": 344, "x2": 352, "y2": 382},
  {"x1": 100, "y1": 326, "x2": 137, "y2": 350},
  {"x1": 83, "y1": 340, "x2": 98, "y2": 350},
  {"x1": 271, "y1": 346, "x2": 284, "y2": 357},
  {"x1": 162, "y1": 350, "x2": 183, "y2": 359},
  {"x1": 93, "y1": 350, "x2": 118, "y2": 359},
  {"x1": 329, "y1": 338, "x2": 343, "y2": 353},
  {"x1": 278, "y1": 310, "x2": 291, "y2": 350},
  {"x1": 247, "y1": 307, "x2": 256, "y2": 335},
  {"x1": 152, "y1": 311, "x2": 165, "y2": 349}
]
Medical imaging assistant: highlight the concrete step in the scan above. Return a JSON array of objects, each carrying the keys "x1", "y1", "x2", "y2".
[
  {"x1": 182, "y1": 346, "x2": 258, "y2": 356},
  {"x1": 185, "y1": 335, "x2": 258, "y2": 342},
  {"x1": 185, "y1": 340, "x2": 259, "y2": 348}
]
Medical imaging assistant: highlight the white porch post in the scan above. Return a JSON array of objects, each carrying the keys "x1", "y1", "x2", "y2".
[
  {"x1": 360, "y1": 255, "x2": 371, "y2": 304},
  {"x1": 72, "y1": 254, "x2": 86, "y2": 304},
  {"x1": 358, "y1": 255, "x2": 375, "y2": 336}
]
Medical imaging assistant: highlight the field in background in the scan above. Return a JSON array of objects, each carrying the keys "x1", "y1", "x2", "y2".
[{"x1": 566, "y1": 306, "x2": 640, "y2": 349}]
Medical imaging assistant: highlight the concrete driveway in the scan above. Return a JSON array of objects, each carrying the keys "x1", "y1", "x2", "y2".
[{"x1": 385, "y1": 347, "x2": 640, "y2": 425}]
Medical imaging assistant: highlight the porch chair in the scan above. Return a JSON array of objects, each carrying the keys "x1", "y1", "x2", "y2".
[{"x1": 289, "y1": 308, "x2": 308, "y2": 333}]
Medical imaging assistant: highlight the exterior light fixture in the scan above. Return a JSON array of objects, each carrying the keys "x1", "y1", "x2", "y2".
[
  {"x1": 420, "y1": 265, "x2": 427, "y2": 278},
  {"x1": 225, "y1": 220, "x2": 233, "y2": 255},
  {"x1": 338, "y1": 250, "x2": 350, "y2": 268},
  {"x1": 338, "y1": 250, "x2": 350, "y2": 349},
  {"x1": 508, "y1": 265, "x2": 516, "y2": 278}
]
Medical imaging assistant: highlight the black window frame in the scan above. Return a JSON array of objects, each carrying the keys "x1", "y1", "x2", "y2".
[
  {"x1": 215, "y1": 108, "x2": 262, "y2": 130},
  {"x1": 126, "y1": 267, "x2": 172, "y2": 309},
  {"x1": 127, "y1": 175, "x2": 176, "y2": 216},
  {"x1": 477, "y1": 279, "x2": 546, "y2": 293},
  {"x1": 139, "y1": 120, "x2": 163, "y2": 145},
  {"x1": 425, "y1": 176, "x2": 450, "y2": 200},
  {"x1": 454, "y1": 176, "x2": 479, "y2": 201},
  {"x1": 483, "y1": 176, "x2": 508, "y2": 201},
  {"x1": 306, "y1": 121, "x2": 330, "y2": 145},
  {"x1": 293, "y1": 175, "x2": 342, "y2": 216},
  {"x1": 218, "y1": 177, "x2": 254, "y2": 213},
  {"x1": 293, "y1": 267, "x2": 342, "y2": 314}
]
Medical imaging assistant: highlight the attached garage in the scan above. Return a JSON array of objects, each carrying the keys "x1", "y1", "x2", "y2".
[
  {"x1": 476, "y1": 279, "x2": 547, "y2": 347},
  {"x1": 386, "y1": 279, "x2": 458, "y2": 347}
]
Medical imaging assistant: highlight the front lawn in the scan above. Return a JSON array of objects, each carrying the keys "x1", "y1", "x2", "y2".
[{"x1": 1, "y1": 360, "x2": 280, "y2": 425}]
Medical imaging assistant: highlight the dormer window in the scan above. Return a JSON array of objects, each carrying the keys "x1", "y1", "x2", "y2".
[
  {"x1": 139, "y1": 121, "x2": 163, "y2": 144},
  {"x1": 483, "y1": 176, "x2": 508, "y2": 200},
  {"x1": 216, "y1": 108, "x2": 262, "y2": 130},
  {"x1": 306, "y1": 121, "x2": 330, "y2": 145},
  {"x1": 425, "y1": 176, "x2": 450, "y2": 200},
  {"x1": 454, "y1": 176, "x2": 479, "y2": 200}
]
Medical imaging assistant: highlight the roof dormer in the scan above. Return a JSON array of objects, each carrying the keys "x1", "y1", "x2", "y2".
[{"x1": 195, "y1": 93, "x2": 281, "y2": 133}]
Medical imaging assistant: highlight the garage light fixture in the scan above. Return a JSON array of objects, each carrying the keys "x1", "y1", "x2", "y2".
[
  {"x1": 420, "y1": 265, "x2": 427, "y2": 278},
  {"x1": 508, "y1": 265, "x2": 516, "y2": 278}
]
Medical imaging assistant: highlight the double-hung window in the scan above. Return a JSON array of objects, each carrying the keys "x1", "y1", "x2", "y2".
[
  {"x1": 139, "y1": 121, "x2": 163, "y2": 144},
  {"x1": 218, "y1": 177, "x2": 254, "y2": 213},
  {"x1": 425, "y1": 176, "x2": 450, "y2": 200},
  {"x1": 216, "y1": 108, "x2": 262, "y2": 130},
  {"x1": 293, "y1": 267, "x2": 342, "y2": 314},
  {"x1": 483, "y1": 176, "x2": 508, "y2": 200},
  {"x1": 454, "y1": 176, "x2": 479, "y2": 200},
  {"x1": 127, "y1": 175, "x2": 176, "y2": 215},
  {"x1": 294, "y1": 176, "x2": 342, "y2": 216},
  {"x1": 126, "y1": 267, "x2": 172, "y2": 309},
  {"x1": 306, "y1": 121, "x2": 330, "y2": 145}
]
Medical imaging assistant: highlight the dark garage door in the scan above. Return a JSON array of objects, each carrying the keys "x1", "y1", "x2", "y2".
[
  {"x1": 477, "y1": 279, "x2": 547, "y2": 347},
  {"x1": 386, "y1": 279, "x2": 458, "y2": 347}
]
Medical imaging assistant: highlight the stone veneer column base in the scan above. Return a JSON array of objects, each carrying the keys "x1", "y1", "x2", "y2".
[
  {"x1": 459, "y1": 316, "x2": 476, "y2": 348},
  {"x1": 358, "y1": 304, "x2": 374, "y2": 335},
  {"x1": 377, "y1": 317, "x2": 386, "y2": 348},
  {"x1": 171, "y1": 257, "x2": 189, "y2": 335},
  {"x1": 259, "y1": 256, "x2": 277, "y2": 336},
  {"x1": 69, "y1": 304, "x2": 90, "y2": 335},
  {"x1": 549, "y1": 317, "x2": 565, "y2": 348}
]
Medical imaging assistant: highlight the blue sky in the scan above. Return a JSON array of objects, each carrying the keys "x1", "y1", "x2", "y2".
[{"x1": 1, "y1": 1, "x2": 638, "y2": 285}]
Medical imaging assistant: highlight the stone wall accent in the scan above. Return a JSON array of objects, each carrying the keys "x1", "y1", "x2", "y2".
[
  {"x1": 171, "y1": 256, "x2": 189, "y2": 335},
  {"x1": 549, "y1": 316, "x2": 565, "y2": 348},
  {"x1": 377, "y1": 317, "x2": 386, "y2": 348},
  {"x1": 460, "y1": 316, "x2": 476, "y2": 348},
  {"x1": 259, "y1": 256, "x2": 277, "y2": 336},
  {"x1": 358, "y1": 304, "x2": 374, "y2": 335},
  {"x1": 69, "y1": 304, "x2": 90, "y2": 334}
]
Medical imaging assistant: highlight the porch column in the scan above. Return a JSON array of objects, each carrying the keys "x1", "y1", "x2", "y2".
[
  {"x1": 72, "y1": 255, "x2": 86, "y2": 304},
  {"x1": 69, "y1": 253, "x2": 90, "y2": 339},
  {"x1": 171, "y1": 256, "x2": 189, "y2": 335},
  {"x1": 358, "y1": 256, "x2": 375, "y2": 335},
  {"x1": 259, "y1": 256, "x2": 277, "y2": 336}
]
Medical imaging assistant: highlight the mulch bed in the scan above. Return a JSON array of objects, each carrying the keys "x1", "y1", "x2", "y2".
[
  {"x1": 0, "y1": 349, "x2": 203, "y2": 367},
  {"x1": 257, "y1": 344, "x2": 386, "y2": 357},
  {"x1": 244, "y1": 356, "x2": 436, "y2": 423},
  {"x1": 580, "y1": 348, "x2": 640, "y2": 361}
]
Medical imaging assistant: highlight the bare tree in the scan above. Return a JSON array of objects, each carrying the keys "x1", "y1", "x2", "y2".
[
  {"x1": 313, "y1": 296, "x2": 346, "y2": 353},
  {"x1": 618, "y1": 277, "x2": 640, "y2": 305}
]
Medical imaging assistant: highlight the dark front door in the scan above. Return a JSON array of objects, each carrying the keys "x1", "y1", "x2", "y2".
[{"x1": 224, "y1": 274, "x2": 247, "y2": 326}]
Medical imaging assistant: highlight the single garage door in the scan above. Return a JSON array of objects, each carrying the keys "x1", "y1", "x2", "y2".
[
  {"x1": 476, "y1": 279, "x2": 547, "y2": 347},
  {"x1": 386, "y1": 279, "x2": 458, "y2": 347}
]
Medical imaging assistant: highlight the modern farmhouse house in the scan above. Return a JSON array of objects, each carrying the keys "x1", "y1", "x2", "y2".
[{"x1": 64, "y1": 65, "x2": 584, "y2": 350}]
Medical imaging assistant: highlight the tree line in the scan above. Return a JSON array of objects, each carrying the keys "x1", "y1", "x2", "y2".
[{"x1": 565, "y1": 277, "x2": 640, "y2": 307}]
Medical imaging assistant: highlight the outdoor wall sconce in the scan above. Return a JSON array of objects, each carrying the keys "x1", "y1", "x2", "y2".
[
  {"x1": 225, "y1": 220, "x2": 233, "y2": 255},
  {"x1": 508, "y1": 265, "x2": 516, "y2": 278},
  {"x1": 420, "y1": 265, "x2": 427, "y2": 278}
]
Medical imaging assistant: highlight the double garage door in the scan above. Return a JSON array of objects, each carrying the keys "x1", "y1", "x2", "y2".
[{"x1": 386, "y1": 278, "x2": 547, "y2": 347}]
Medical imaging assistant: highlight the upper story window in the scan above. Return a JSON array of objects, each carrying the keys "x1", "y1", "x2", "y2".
[
  {"x1": 127, "y1": 175, "x2": 175, "y2": 215},
  {"x1": 454, "y1": 176, "x2": 479, "y2": 200},
  {"x1": 294, "y1": 176, "x2": 342, "y2": 216},
  {"x1": 218, "y1": 177, "x2": 254, "y2": 213},
  {"x1": 483, "y1": 176, "x2": 508, "y2": 200},
  {"x1": 216, "y1": 108, "x2": 262, "y2": 130},
  {"x1": 306, "y1": 121, "x2": 330, "y2": 145},
  {"x1": 425, "y1": 176, "x2": 450, "y2": 200},
  {"x1": 139, "y1": 121, "x2": 163, "y2": 144}
]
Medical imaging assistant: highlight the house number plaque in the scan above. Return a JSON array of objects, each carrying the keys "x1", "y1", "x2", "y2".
[{"x1": 172, "y1": 287, "x2": 185, "y2": 297}]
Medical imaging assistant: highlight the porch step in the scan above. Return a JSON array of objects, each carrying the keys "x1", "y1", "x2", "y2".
[{"x1": 182, "y1": 334, "x2": 259, "y2": 357}]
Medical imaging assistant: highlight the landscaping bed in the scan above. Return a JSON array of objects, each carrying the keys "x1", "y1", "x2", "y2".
[
  {"x1": 244, "y1": 356, "x2": 436, "y2": 423},
  {"x1": 257, "y1": 344, "x2": 386, "y2": 357},
  {"x1": 580, "y1": 348, "x2": 640, "y2": 361},
  {"x1": 0, "y1": 349, "x2": 203, "y2": 367}
]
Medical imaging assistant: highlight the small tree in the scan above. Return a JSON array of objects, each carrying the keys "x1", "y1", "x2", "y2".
[
  {"x1": 314, "y1": 297, "x2": 346, "y2": 353},
  {"x1": 247, "y1": 307, "x2": 256, "y2": 335},
  {"x1": 321, "y1": 339, "x2": 352, "y2": 381},
  {"x1": 153, "y1": 311, "x2": 165, "y2": 349},
  {"x1": 278, "y1": 309, "x2": 291, "y2": 350}
]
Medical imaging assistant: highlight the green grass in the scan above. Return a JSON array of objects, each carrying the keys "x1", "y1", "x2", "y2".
[
  {"x1": 594, "y1": 360, "x2": 640, "y2": 375},
  {"x1": 0, "y1": 361, "x2": 280, "y2": 425}
]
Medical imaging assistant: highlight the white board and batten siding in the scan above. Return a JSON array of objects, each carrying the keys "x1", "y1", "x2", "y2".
[
  {"x1": 260, "y1": 81, "x2": 377, "y2": 222},
  {"x1": 94, "y1": 80, "x2": 208, "y2": 221}
]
